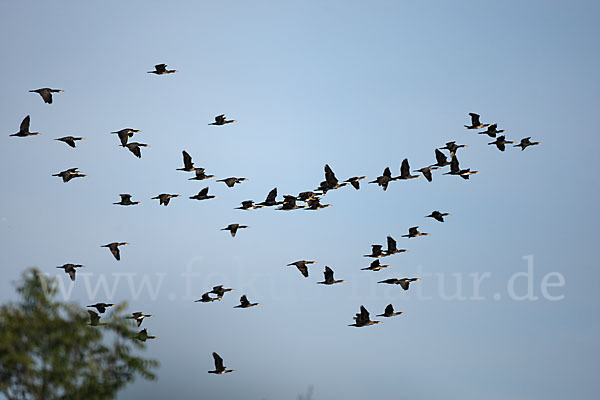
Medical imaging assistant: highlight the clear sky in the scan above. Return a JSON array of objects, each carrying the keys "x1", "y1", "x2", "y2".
[{"x1": 1, "y1": 1, "x2": 599, "y2": 399}]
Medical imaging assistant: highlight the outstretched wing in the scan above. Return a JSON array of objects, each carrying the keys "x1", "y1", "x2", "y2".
[
  {"x1": 469, "y1": 113, "x2": 481, "y2": 126},
  {"x1": 324, "y1": 164, "x2": 338, "y2": 186},
  {"x1": 324, "y1": 266, "x2": 334, "y2": 282},
  {"x1": 88, "y1": 310, "x2": 100, "y2": 325},
  {"x1": 240, "y1": 295, "x2": 249, "y2": 307},
  {"x1": 435, "y1": 149, "x2": 447, "y2": 165},
  {"x1": 110, "y1": 245, "x2": 121, "y2": 261},
  {"x1": 155, "y1": 64, "x2": 167, "y2": 73},
  {"x1": 386, "y1": 236, "x2": 397, "y2": 253},
  {"x1": 182, "y1": 151, "x2": 194, "y2": 169},
  {"x1": 213, "y1": 352, "x2": 224, "y2": 370},
  {"x1": 20, "y1": 115, "x2": 31, "y2": 132},
  {"x1": 400, "y1": 159, "x2": 410, "y2": 178},
  {"x1": 266, "y1": 187, "x2": 277, "y2": 202},
  {"x1": 297, "y1": 265, "x2": 309, "y2": 278},
  {"x1": 385, "y1": 304, "x2": 394, "y2": 315},
  {"x1": 383, "y1": 167, "x2": 392, "y2": 178},
  {"x1": 198, "y1": 187, "x2": 209, "y2": 197}
]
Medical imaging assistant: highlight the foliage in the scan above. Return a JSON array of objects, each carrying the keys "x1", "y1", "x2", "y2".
[{"x1": 0, "y1": 268, "x2": 158, "y2": 400}]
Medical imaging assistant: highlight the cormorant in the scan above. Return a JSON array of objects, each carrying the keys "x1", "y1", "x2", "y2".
[
  {"x1": 209, "y1": 114, "x2": 235, "y2": 125},
  {"x1": 317, "y1": 266, "x2": 344, "y2": 285},
  {"x1": 443, "y1": 155, "x2": 479, "y2": 179},
  {"x1": 397, "y1": 159, "x2": 419, "y2": 180},
  {"x1": 208, "y1": 352, "x2": 235, "y2": 374},
  {"x1": 287, "y1": 260, "x2": 315, "y2": 278},
  {"x1": 10, "y1": 115, "x2": 40, "y2": 137},
  {"x1": 344, "y1": 176, "x2": 367, "y2": 190},
  {"x1": 52, "y1": 168, "x2": 87, "y2": 183},
  {"x1": 189, "y1": 167, "x2": 215, "y2": 181},
  {"x1": 55, "y1": 136, "x2": 84, "y2": 148},
  {"x1": 30, "y1": 88, "x2": 63, "y2": 104},
  {"x1": 514, "y1": 137, "x2": 541, "y2": 150},
  {"x1": 297, "y1": 191, "x2": 319, "y2": 202},
  {"x1": 195, "y1": 292, "x2": 218, "y2": 303},
  {"x1": 217, "y1": 177, "x2": 247, "y2": 187},
  {"x1": 439, "y1": 141, "x2": 468, "y2": 157},
  {"x1": 221, "y1": 224, "x2": 248, "y2": 237},
  {"x1": 190, "y1": 187, "x2": 215, "y2": 201},
  {"x1": 317, "y1": 164, "x2": 348, "y2": 193},
  {"x1": 414, "y1": 166, "x2": 439, "y2": 182},
  {"x1": 128, "y1": 312, "x2": 153, "y2": 327},
  {"x1": 426, "y1": 211, "x2": 450, "y2": 222},
  {"x1": 377, "y1": 304, "x2": 404, "y2": 317},
  {"x1": 361, "y1": 259, "x2": 390, "y2": 271},
  {"x1": 177, "y1": 151, "x2": 195, "y2": 171},
  {"x1": 147, "y1": 64, "x2": 177, "y2": 75},
  {"x1": 113, "y1": 194, "x2": 141, "y2": 206},
  {"x1": 134, "y1": 329, "x2": 157, "y2": 342},
  {"x1": 256, "y1": 188, "x2": 280, "y2": 207},
  {"x1": 122, "y1": 142, "x2": 149, "y2": 158},
  {"x1": 210, "y1": 285, "x2": 234, "y2": 299},
  {"x1": 111, "y1": 128, "x2": 140, "y2": 146},
  {"x1": 385, "y1": 236, "x2": 407, "y2": 255},
  {"x1": 402, "y1": 226, "x2": 429, "y2": 238},
  {"x1": 378, "y1": 277, "x2": 421, "y2": 290},
  {"x1": 87, "y1": 303, "x2": 115, "y2": 314},
  {"x1": 488, "y1": 135, "x2": 514, "y2": 152},
  {"x1": 277, "y1": 195, "x2": 305, "y2": 210},
  {"x1": 234, "y1": 295, "x2": 260, "y2": 308},
  {"x1": 101, "y1": 242, "x2": 129, "y2": 260},
  {"x1": 369, "y1": 167, "x2": 396, "y2": 191},
  {"x1": 464, "y1": 113, "x2": 490, "y2": 129},
  {"x1": 152, "y1": 193, "x2": 180, "y2": 206},
  {"x1": 88, "y1": 310, "x2": 106, "y2": 327},
  {"x1": 305, "y1": 197, "x2": 331, "y2": 210},
  {"x1": 348, "y1": 305, "x2": 381, "y2": 327},
  {"x1": 364, "y1": 244, "x2": 385, "y2": 258},
  {"x1": 430, "y1": 149, "x2": 451, "y2": 168},
  {"x1": 478, "y1": 124, "x2": 505, "y2": 138},
  {"x1": 57, "y1": 264, "x2": 84, "y2": 281}
]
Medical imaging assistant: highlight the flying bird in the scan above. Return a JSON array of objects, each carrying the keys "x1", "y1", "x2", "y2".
[
  {"x1": 88, "y1": 310, "x2": 106, "y2": 327},
  {"x1": 305, "y1": 197, "x2": 331, "y2": 210},
  {"x1": 439, "y1": 141, "x2": 468, "y2": 157},
  {"x1": 256, "y1": 188, "x2": 280, "y2": 207},
  {"x1": 378, "y1": 278, "x2": 421, "y2": 290},
  {"x1": 236, "y1": 200, "x2": 263, "y2": 210},
  {"x1": 221, "y1": 224, "x2": 248, "y2": 237},
  {"x1": 208, "y1": 352, "x2": 235, "y2": 374},
  {"x1": 122, "y1": 142, "x2": 149, "y2": 158},
  {"x1": 30, "y1": 88, "x2": 63, "y2": 104},
  {"x1": 443, "y1": 155, "x2": 479, "y2": 180},
  {"x1": 316, "y1": 164, "x2": 348, "y2": 193},
  {"x1": 177, "y1": 151, "x2": 196, "y2": 171},
  {"x1": 385, "y1": 236, "x2": 407, "y2": 256},
  {"x1": 377, "y1": 304, "x2": 404, "y2": 317},
  {"x1": 134, "y1": 329, "x2": 157, "y2": 342},
  {"x1": 317, "y1": 266, "x2": 344, "y2": 285},
  {"x1": 87, "y1": 303, "x2": 115, "y2": 314},
  {"x1": 430, "y1": 149, "x2": 451, "y2": 168},
  {"x1": 52, "y1": 168, "x2": 87, "y2": 183},
  {"x1": 426, "y1": 211, "x2": 451, "y2": 222},
  {"x1": 189, "y1": 167, "x2": 215, "y2": 181},
  {"x1": 234, "y1": 295, "x2": 260, "y2": 308},
  {"x1": 402, "y1": 226, "x2": 429, "y2": 238},
  {"x1": 128, "y1": 312, "x2": 153, "y2": 327},
  {"x1": 152, "y1": 193, "x2": 180, "y2": 206},
  {"x1": 217, "y1": 177, "x2": 247, "y2": 188},
  {"x1": 210, "y1": 285, "x2": 235, "y2": 300},
  {"x1": 414, "y1": 166, "x2": 439, "y2": 182},
  {"x1": 464, "y1": 113, "x2": 490, "y2": 129},
  {"x1": 478, "y1": 124, "x2": 506, "y2": 138},
  {"x1": 10, "y1": 115, "x2": 40, "y2": 137},
  {"x1": 344, "y1": 176, "x2": 367, "y2": 190},
  {"x1": 287, "y1": 260, "x2": 315, "y2": 278},
  {"x1": 361, "y1": 259, "x2": 390, "y2": 271},
  {"x1": 277, "y1": 195, "x2": 305, "y2": 210},
  {"x1": 55, "y1": 136, "x2": 84, "y2": 148},
  {"x1": 101, "y1": 242, "x2": 129, "y2": 260},
  {"x1": 57, "y1": 264, "x2": 84, "y2": 281},
  {"x1": 514, "y1": 137, "x2": 541, "y2": 150},
  {"x1": 111, "y1": 128, "x2": 140, "y2": 146},
  {"x1": 488, "y1": 135, "x2": 514, "y2": 152},
  {"x1": 147, "y1": 63, "x2": 177, "y2": 75},
  {"x1": 364, "y1": 244, "x2": 385, "y2": 258},
  {"x1": 190, "y1": 187, "x2": 215, "y2": 201},
  {"x1": 348, "y1": 305, "x2": 381, "y2": 327},
  {"x1": 369, "y1": 167, "x2": 396, "y2": 191},
  {"x1": 195, "y1": 292, "x2": 219, "y2": 303},
  {"x1": 397, "y1": 159, "x2": 419, "y2": 180},
  {"x1": 209, "y1": 114, "x2": 235, "y2": 125},
  {"x1": 113, "y1": 194, "x2": 141, "y2": 206}
]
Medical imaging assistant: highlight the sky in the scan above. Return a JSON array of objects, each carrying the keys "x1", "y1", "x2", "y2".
[{"x1": 1, "y1": 0, "x2": 599, "y2": 399}]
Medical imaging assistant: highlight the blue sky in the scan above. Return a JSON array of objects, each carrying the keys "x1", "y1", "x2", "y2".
[{"x1": 1, "y1": 1, "x2": 599, "y2": 399}]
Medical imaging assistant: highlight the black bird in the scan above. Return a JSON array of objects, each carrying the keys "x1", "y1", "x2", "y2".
[
  {"x1": 52, "y1": 168, "x2": 87, "y2": 183},
  {"x1": 55, "y1": 136, "x2": 84, "y2": 148},
  {"x1": 364, "y1": 244, "x2": 385, "y2": 258},
  {"x1": 209, "y1": 114, "x2": 235, "y2": 125},
  {"x1": 348, "y1": 305, "x2": 381, "y2": 327},
  {"x1": 30, "y1": 88, "x2": 63, "y2": 104},
  {"x1": 397, "y1": 159, "x2": 419, "y2": 180},
  {"x1": 57, "y1": 264, "x2": 84, "y2": 281},
  {"x1": 287, "y1": 260, "x2": 315, "y2": 278},
  {"x1": 369, "y1": 167, "x2": 396, "y2": 191},
  {"x1": 236, "y1": 200, "x2": 263, "y2": 210},
  {"x1": 426, "y1": 211, "x2": 451, "y2": 222},
  {"x1": 10, "y1": 115, "x2": 40, "y2": 137},
  {"x1": 152, "y1": 193, "x2": 180, "y2": 206},
  {"x1": 439, "y1": 141, "x2": 468, "y2": 157},
  {"x1": 430, "y1": 149, "x2": 451, "y2": 168},
  {"x1": 361, "y1": 259, "x2": 390, "y2": 271},
  {"x1": 190, "y1": 187, "x2": 215, "y2": 201},
  {"x1": 234, "y1": 295, "x2": 260, "y2": 308},
  {"x1": 101, "y1": 242, "x2": 129, "y2": 260},
  {"x1": 113, "y1": 194, "x2": 141, "y2": 206},
  {"x1": 134, "y1": 328, "x2": 157, "y2": 342},
  {"x1": 128, "y1": 312, "x2": 153, "y2": 327},
  {"x1": 217, "y1": 177, "x2": 247, "y2": 187},
  {"x1": 414, "y1": 166, "x2": 439, "y2": 182},
  {"x1": 122, "y1": 142, "x2": 149, "y2": 158},
  {"x1": 177, "y1": 151, "x2": 195, "y2": 171},
  {"x1": 208, "y1": 352, "x2": 235, "y2": 374},
  {"x1": 317, "y1": 164, "x2": 348, "y2": 193},
  {"x1": 344, "y1": 176, "x2": 367, "y2": 190},
  {"x1": 210, "y1": 285, "x2": 234, "y2": 300},
  {"x1": 305, "y1": 197, "x2": 331, "y2": 210},
  {"x1": 221, "y1": 224, "x2": 248, "y2": 237},
  {"x1": 88, "y1": 310, "x2": 105, "y2": 327},
  {"x1": 257, "y1": 188, "x2": 280, "y2": 207},
  {"x1": 378, "y1": 278, "x2": 421, "y2": 290},
  {"x1": 489, "y1": 135, "x2": 514, "y2": 152},
  {"x1": 464, "y1": 113, "x2": 490, "y2": 129},
  {"x1": 478, "y1": 123, "x2": 505, "y2": 138},
  {"x1": 385, "y1": 236, "x2": 407, "y2": 256},
  {"x1": 195, "y1": 292, "x2": 218, "y2": 303},
  {"x1": 402, "y1": 226, "x2": 429, "y2": 238},
  {"x1": 297, "y1": 191, "x2": 319, "y2": 202},
  {"x1": 147, "y1": 63, "x2": 177, "y2": 75},
  {"x1": 189, "y1": 167, "x2": 215, "y2": 181},
  {"x1": 514, "y1": 137, "x2": 541, "y2": 150},
  {"x1": 277, "y1": 195, "x2": 305, "y2": 210},
  {"x1": 87, "y1": 303, "x2": 115, "y2": 314},
  {"x1": 377, "y1": 304, "x2": 404, "y2": 317},
  {"x1": 111, "y1": 128, "x2": 141, "y2": 146},
  {"x1": 443, "y1": 155, "x2": 479, "y2": 179},
  {"x1": 317, "y1": 266, "x2": 344, "y2": 285}
]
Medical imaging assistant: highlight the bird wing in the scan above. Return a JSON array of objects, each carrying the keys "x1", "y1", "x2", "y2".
[
  {"x1": 130, "y1": 145, "x2": 142, "y2": 158},
  {"x1": 240, "y1": 295, "x2": 249, "y2": 307},
  {"x1": 215, "y1": 114, "x2": 225, "y2": 123},
  {"x1": 199, "y1": 187, "x2": 209, "y2": 197},
  {"x1": 155, "y1": 64, "x2": 167, "y2": 72},
  {"x1": 385, "y1": 304, "x2": 394, "y2": 314},
  {"x1": 110, "y1": 245, "x2": 121, "y2": 261},
  {"x1": 386, "y1": 236, "x2": 397, "y2": 252},
  {"x1": 370, "y1": 260, "x2": 380, "y2": 268},
  {"x1": 40, "y1": 90, "x2": 53, "y2": 104},
  {"x1": 266, "y1": 187, "x2": 277, "y2": 202},
  {"x1": 324, "y1": 164, "x2": 338, "y2": 186},
  {"x1": 20, "y1": 115, "x2": 31, "y2": 132},
  {"x1": 383, "y1": 167, "x2": 392, "y2": 178},
  {"x1": 297, "y1": 265, "x2": 309, "y2": 278},
  {"x1": 213, "y1": 352, "x2": 225, "y2": 370},
  {"x1": 324, "y1": 266, "x2": 334, "y2": 282},
  {"x1": 359, "y1": 306, "x2": 370, "y2": 321},
  {"x1": 182, "y1": 151, "x2": 193, "y2": 169},
  {"x1": 422, "y1": 169, "x2": 432, "y2": 182},
  {"x1": 88, "y1": 310, "x2": 100, "y2": 325},
  {"x1": 372, "y1": 244, "x2": 383, "y2": 255},
  {"x1": 400, "y1": 280, "x2": 410, "y2": 290},
  {"x1": 435, "y1": 149, "x2": 447, "y2": 165},
  {"x1": 450, "y1": 155, "x2": 459, "y2": 173},
  {"x1": 120, "y1": 194, "x2": 132, "y2": 202},
  {"x1": 400, "y1": 159, "x2": 410, "y2": 178},
  {"x1": 67, "y1": 268, "x2": 76, "y2": 281},
  {"x1": 470, "y1": 113, "x2": 481, "y2": 126}
]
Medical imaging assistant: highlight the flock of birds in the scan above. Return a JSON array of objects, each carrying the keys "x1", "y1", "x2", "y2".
[{"x1": 10, "y1": 66, "x2": 540, "y2": 375}]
